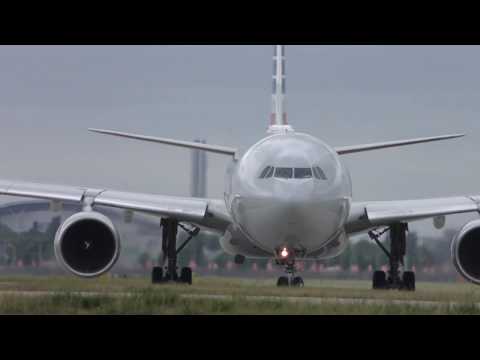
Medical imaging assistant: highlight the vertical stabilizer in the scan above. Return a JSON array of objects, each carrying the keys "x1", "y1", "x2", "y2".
[{"x1": 268, "y1": 45, "x2": 294, "y2": 134}]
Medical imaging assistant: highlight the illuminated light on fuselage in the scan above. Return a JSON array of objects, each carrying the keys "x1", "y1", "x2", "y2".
[{"x1": 281, "y1": 248, "x2": 289, "y2": 258}]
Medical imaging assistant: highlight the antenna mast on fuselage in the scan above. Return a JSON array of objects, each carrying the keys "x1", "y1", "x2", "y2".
[{"x1": 268, "y1": 45, "x2": 294, "y2": 134}]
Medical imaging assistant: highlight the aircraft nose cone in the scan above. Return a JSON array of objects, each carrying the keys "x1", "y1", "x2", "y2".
[
  {"x1": 231, "y1": 188, "x2": 345, "y2": 254},
  {"x1": 273, "y1": 180, "x2": 316, "y2": 206}
]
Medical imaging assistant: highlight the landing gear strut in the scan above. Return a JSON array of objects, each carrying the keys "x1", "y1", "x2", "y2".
[
  {"x1": 276, "y1": 259, "x2": 304, "y2": 288},
  {"x1": 151, "y1": 218, "x2": 199, "y2": 285},
  {"x1": 368, "y1": 223, "x2": 415, "y2": 291}
]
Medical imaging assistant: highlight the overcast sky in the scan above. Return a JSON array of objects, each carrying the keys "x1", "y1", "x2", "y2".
[{"x1": 1, "y1": 45, "x2": 479, "y2": 238}]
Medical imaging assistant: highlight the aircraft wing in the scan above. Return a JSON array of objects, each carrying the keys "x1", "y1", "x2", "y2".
[
  {"x1": 335, "y1": 133, "x2": 465, "y2": 155},
  {"x1": 0, "y1": 179, "x2": 232, "y2": 232},
  {"x1": 345, "y1": 196, "x2": 480, "y2": 234}
]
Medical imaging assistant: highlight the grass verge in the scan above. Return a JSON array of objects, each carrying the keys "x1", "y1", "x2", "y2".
[{"x1": 0, "y1": 276, "x2": 479, "y2": 314}]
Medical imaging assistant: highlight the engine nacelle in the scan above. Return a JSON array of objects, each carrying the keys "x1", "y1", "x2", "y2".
[
  {"x1": 451, "y1": 219, "x2": 480, "y2": 285},
  {"x1": 54, "y1": 212, "x2": 121, "y2": 278}
]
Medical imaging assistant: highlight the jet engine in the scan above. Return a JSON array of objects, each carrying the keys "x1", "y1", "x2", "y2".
[
  {"x1": 451, "y1": 219, "x2": 480, "y2": 284},
  {"x1": 54, "y1": 212, "x2": 121, "y2": 278}
]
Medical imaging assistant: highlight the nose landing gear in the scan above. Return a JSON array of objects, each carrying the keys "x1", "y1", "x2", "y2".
[{"x1": 276, "y1": 258, "x2": 304, "y2": 288}]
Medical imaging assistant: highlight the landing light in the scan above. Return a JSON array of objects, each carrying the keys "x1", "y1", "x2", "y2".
[{"x1": 281, "y1": 248, "x2": 289, "y2": 258}]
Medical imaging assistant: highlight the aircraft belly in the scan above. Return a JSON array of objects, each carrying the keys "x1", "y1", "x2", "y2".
[
  {"x1": 219, "y1": 225, "x2": 273, "y2": 258},
  {"x1": 231, "y1": 196, "x2": 344, "y2": 255},
  {"x1": 305, "y1": 229, "x2": 348, "y2": 259}
]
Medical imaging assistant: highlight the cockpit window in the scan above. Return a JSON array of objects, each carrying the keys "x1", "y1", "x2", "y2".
[
  {"x1": 259, "y1": 166, "x2": 272, "y2": 179},
  {"x1": 259, "y1": 166, "x2": 275, "y2": 179},
  {"x1": 294, "y1": 168, "x2": 312, "y2": 179},
  {"x1": 260, "y1": 166, "x2": 325, "y2": 180},
  {"x1": 265, "y1": 166, "x2": 274, "y2": 178},
  {"x1": 274, "y1": 167, "x2": 293, "y2": 179},
  {"x1": 313, "y1": 166, "x2": 327, "y2": 180}
]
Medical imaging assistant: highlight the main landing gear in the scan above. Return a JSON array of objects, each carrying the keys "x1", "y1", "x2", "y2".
[
  {"x1": 151, "y1": 218, "x2": 200, "y2": 285},
  {"x1": 368, "y1": 223, "x2": 415, "y2": 291},
  {"x1": 276, "y1": 258, "x2": 304, "y2": 288}
]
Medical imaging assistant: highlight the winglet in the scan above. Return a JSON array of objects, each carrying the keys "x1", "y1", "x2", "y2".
[
  {"x1": 89, "y1": 128, "x2": 238, "y2": 159},
  {"x1": 335, "y1": 133, "x2": 465, "y2": 155}
]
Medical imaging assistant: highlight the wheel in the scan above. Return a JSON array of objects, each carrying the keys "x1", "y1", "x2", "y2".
[
  {"x1": 277, "y1": 276, "x2": 289, "y2": 287},
  {"x1": 372, "y1": 270, "x2": 387, "y2": 289},
  {"x1": 180, "y1": 267, "x2": 193, "y2": 285},
  {"x1": 402, "y1": 271, "x2": 415, "y2": 291},
  {"x1": 291, "y1": 277, "x2": 304, "y2": 288},
  {"x1": 152, "y1": 266, "x2": 163, "y2": 284}
]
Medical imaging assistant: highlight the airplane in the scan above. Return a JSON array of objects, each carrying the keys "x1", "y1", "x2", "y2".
[{"x1": 0, "y1": 45, "x2": 478, "y2": 291}]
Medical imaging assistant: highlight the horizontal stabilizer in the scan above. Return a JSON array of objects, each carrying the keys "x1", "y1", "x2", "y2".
[
  {"x1": 335, "y1": 133, "x2": 465, "y2": 155},
  {"x1": 89, "y1": 128, "x2": 238, "y2": 158}
]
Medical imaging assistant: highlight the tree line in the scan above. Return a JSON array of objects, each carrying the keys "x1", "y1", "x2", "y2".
[{"x1": 0, "y1": 217, "x2": 61, "y2": 266}]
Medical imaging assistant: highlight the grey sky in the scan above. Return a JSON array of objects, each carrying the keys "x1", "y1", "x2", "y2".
[{"x1": 1, "y1": 45, "x2": 479, "y2": 238}]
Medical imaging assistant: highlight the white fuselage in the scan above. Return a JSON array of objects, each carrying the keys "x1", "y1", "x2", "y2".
[{"x1": 222, "y1": 130, "x2": 353, "y2": 261}]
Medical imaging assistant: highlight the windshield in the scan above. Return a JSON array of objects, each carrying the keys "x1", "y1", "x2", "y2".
[
  {"x1": 259, "y1": 166, "x2": 275, "y2": 179},
  {"x1": 259, "y1": 166, "x2": 325, "y2": 180},
  {"x1": 313, "y1": 166, "x2": 327, "y2": 180},
  {"x1": 259, "y1": 166, "x2": 272, "y2": 179},
  {"x1": 274, "y1": 167, "x2": 293, "y2": 179},
  {"x1": 294, "y1": 168, "x2": 312, "y2": 179}
]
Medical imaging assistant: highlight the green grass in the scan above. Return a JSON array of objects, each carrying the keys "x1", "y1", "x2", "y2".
[{"x1": 0, "y1": 275, "x2": 479, "y2": 314}]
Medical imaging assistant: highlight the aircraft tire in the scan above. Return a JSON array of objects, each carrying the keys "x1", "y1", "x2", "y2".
[
  {"x1": 152, "y1": 266, "x2": 163, "y2": 284},
  {"x1": 292, "y1": 276, "x2": 304, "y2": 288},
  {"x1": 277, "y1": 276, "x2": 289, "y2": 287},
  {"x1": 402, "y1": 271, "x2": 415, "y2": 291},
  {"x1": 372, "y1": 270, "x2": 387, "y2": 290},
  {"x1": 180, "y1": 267, "x2": 193, "y2": 285}
]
